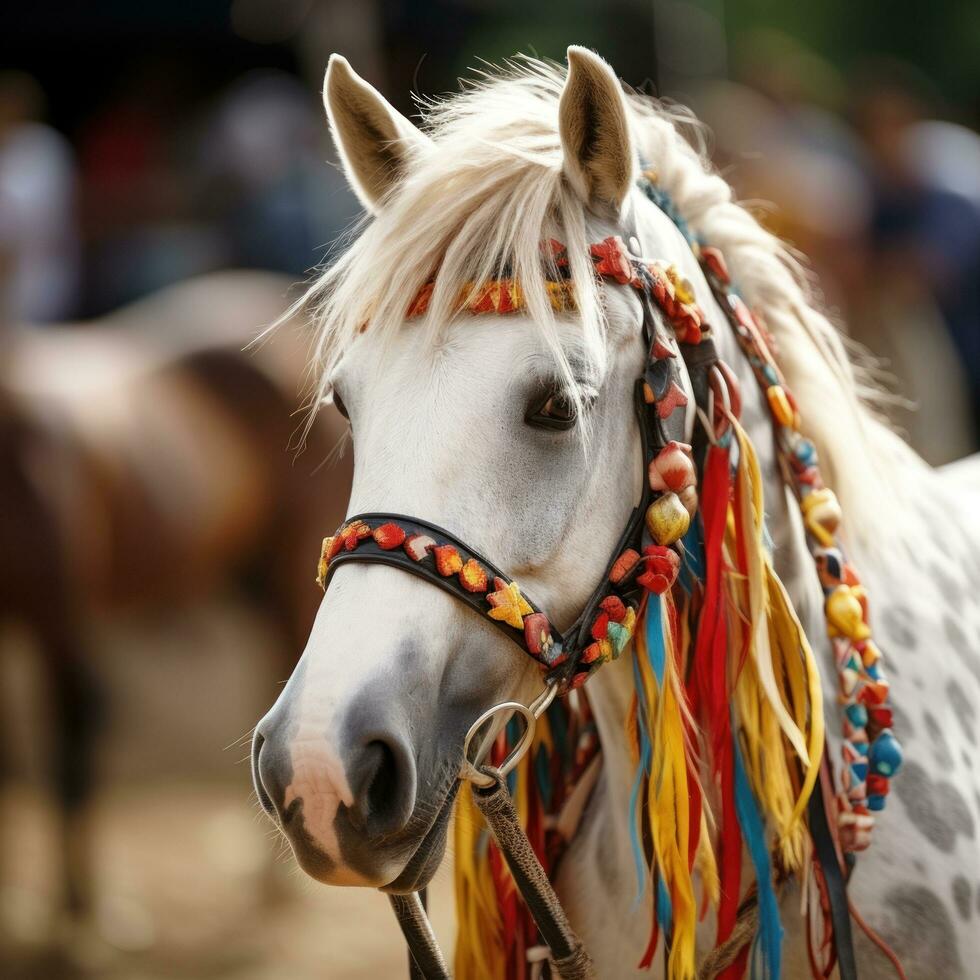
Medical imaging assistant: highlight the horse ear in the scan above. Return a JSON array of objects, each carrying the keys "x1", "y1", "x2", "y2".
[
  {"x1": 559, "y1": 47, "x2": 635, "y2": 214},
  {"x1": 324, "y1": 54, "x2": 429, "y2": 213}
]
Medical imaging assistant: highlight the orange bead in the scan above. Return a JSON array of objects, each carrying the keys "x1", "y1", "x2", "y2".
[{"x1": 766, "y1": 384, "x2": 795, "y2": 427}]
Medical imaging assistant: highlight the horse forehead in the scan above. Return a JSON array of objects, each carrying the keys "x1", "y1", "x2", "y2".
[{"x1": 346, "y1": 312, "x2": 623, "y2": 409}]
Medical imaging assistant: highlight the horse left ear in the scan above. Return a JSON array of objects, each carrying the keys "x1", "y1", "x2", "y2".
[
  {"x1": 559, "y1": 47, "x2": 636, "y2": 215},
  {"x1": 324, "y1": 54, "x2": 431, "y2": 214}
]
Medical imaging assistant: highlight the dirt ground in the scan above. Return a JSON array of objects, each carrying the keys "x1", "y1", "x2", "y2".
[
  {"x1": 0, "y1": 600, "x2": 456, "y2": 980},
  {"x1": 0, "y1": 783, "x2": 456, "y2": 980}
]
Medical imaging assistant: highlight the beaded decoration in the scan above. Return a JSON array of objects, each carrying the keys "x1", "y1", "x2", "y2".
[{"x1": 634, "y1": 172, "x2": 903, "y2": 850}]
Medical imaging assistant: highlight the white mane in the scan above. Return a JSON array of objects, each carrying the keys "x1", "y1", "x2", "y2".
[{"x1": 295, "y1": 57, "x2": 911, "y2": 538}]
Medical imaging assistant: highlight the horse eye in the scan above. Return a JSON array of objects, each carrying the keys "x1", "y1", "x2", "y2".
[
  {"x1": 526, "y1": 390, "x2": 581, "y2": 431},
  {"x1": 332, "y1": 391, "x2": 350, "y2": 421}
]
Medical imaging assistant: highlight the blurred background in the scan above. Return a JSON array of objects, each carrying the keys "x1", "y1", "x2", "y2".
[{"x1": 0, "y1": 2, "x2": 976, "y2": 978}]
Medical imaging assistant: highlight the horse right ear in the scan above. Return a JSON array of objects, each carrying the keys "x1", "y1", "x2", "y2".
[
  {"x1": 324, "y1": 55, "x2": 430, "y2": 214},
  {"x1": 559, "y1": 47, "x2": 635, "y2": 216}
]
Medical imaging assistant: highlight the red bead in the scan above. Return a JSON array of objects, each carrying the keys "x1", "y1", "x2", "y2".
[
  {"x1": 599, "y1": 595, "x2": 627, "y2": 623},
  {"x1": 373, "y1": 522, "x2": 406, "y2": 550},
  {"x1": 591, "y1": 612, "x2": 610, "y2": 641}
]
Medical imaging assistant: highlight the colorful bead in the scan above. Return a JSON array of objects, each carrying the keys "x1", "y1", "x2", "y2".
[
  {"x1": 607, "y1": 621, "x2": 631, "y2": 658},
  {"x1": 825, "y1": 585, "x2": 871, "y2": 641},
  {"x1": 340, "y1": 520, "x2": 372, "y2": 551},
  {"x1": 433, "y1": 544, "x2": 463, "y2": 576},
  {"x1": 868, "y1": 731, "x2": 903, "y2": 777},
  {"x1": 373, "y1": 522, "x2": 406, "y2": 550},
  {"x1": 838, "y1": 810, "x2": 874, "y2": 852},
  {"x1": 609, "y1": 549, "x2": 641, "y2": 584},
  {"x1": 403, "y1": 533, "x2": 436, "y2": 562},
  {"x1": 486, "y1": 578, "x2": 534, "y2": 630},
  {"x1": 599, "y1": 595, "x2": 627, "y2": 622},
  {"x1": 459, "y1": 558, "x2": 488, "y2": 593},
  {"x1": 801, "y1": 487, "x2": 842, "y2": 547},
  {"x1": 648, "y1": 441, "x2": 697, "y2": 494},
  {"x1": 645, "y1": 493, "x2": 691, "y2": 546},
  {"x1": 636, "y1": 544, "x2": 681, "y2": 593},
  {"x1": 814, "y1": 546, "x2": 847, "y2": 589},
  {"x1": 589, "y1": 236, "x2": 635, "y2": 285},
  {"x1": 591, "y1": 612, "x2": 610, "y2": 641},
  {"x1": 523, "y1": 612, "x2": 553, "y2": 658},
  {"x1": 766, "y1": 385, "x2": 794, "y2": 427},
  {"x1": 655, "y1": 380, "x2": 689, "y2": 420}
]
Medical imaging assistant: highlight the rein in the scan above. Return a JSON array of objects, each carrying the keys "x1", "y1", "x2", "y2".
[{"x1": 314, "y1": 183, "x2": 904, "y2": 978}]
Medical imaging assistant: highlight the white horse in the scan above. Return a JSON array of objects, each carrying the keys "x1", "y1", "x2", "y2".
[{"x1": 252, "y1": 47, "x2": 980, "y2": 978}]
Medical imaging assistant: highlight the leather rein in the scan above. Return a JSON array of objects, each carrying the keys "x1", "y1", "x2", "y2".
[{"x1": 314, "y1": 229, "x2": 860, "y2": 978}]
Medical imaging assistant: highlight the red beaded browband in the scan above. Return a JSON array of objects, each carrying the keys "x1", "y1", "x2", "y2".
[{"x1": 405, "y1": 236, "x2": 707, "y2": 346}]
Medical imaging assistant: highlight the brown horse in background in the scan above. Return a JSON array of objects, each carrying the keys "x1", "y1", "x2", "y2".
[{"x1": 0, "y1": 270, "x2": 351, "y2": 926}]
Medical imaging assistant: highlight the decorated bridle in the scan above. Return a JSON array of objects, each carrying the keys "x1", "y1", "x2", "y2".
[{"x1": 314, "y1": 176, "x2": 903, "y2": 979}]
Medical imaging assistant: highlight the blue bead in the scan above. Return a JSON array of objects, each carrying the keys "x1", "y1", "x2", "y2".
[
  {"x1": 867, "y1": 794, "x2": 886, "y2": 812},
  {"x1": 763, "y1": 364, "x2": 779, "y2": 385},
  {"x1": 869, "y1": 730, "x2": 903, "y2": 777},
  {"x1": 851, "y1": 761, "x2": 868, "y2": 782},
  {"x1": 794, "y1": 438, "x2": 817, "y2": 465},
  {"x1": 845, "y1": 703, "x2": 869, "y2": 728}
]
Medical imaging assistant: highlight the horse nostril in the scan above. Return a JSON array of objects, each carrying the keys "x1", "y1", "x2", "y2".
[
  {"x1": 349, "y1": 736, "x2": 416, "y2": 837},
  {"x1": 251, "y1": 731, "x2": 277, "y2": 818},
  {"x1": 366, "y1": 740, "x2": 398, "y2": 819}
]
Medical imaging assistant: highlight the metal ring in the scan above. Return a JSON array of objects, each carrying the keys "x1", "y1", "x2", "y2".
[{"x1": 460, "y1": 683, "x2": 558, "y2": 788}]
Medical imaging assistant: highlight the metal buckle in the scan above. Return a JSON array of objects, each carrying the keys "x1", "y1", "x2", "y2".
[{"x1": 459, "y1": 683, "x2": 558, "y2": 788}]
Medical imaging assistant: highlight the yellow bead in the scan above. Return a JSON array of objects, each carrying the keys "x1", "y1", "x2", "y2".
[
  {"x1": 645, "y1": 492, "x2": 691, "y2": 546},
  {"x1": 825, "y1": 585, "x2": 871, "y2": 641},
  {"x1": 766, "y1": 385, "x2": 794, "y2": 427},
  {"x1": 315, "y1": 536, "x2": 334, "y2": 590},
  {"x1": 801, "y1": 487, "x2": 842, "y2": 547}
]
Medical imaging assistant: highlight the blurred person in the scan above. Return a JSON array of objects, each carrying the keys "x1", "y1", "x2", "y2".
[
  {"x1": 853, "y1": 61, "x2": 980, "y2": 457},
  {"x1": 197, "y1": 70, "x2": 358, "y2": 274},
  {"x1": 691, "y1": 33, "x2": 872, "y2": 317},
  {"x1": 0, "y1": 71, "x2": 80, "y2": 325},
  {"x1": 76, "y1": 60, "x2": 222, "y2": 314}
]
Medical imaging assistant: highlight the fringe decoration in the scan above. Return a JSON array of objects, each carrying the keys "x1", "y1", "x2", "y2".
[
  {"x1": 632, "y1": 595, "x2": 699, "y2": 979},
  {"x1": 727, "y1": 418, "x2": 824, "y2": 873},
  {"x1": 453, "y1": 422, "x2": 826, "y2": 980}
]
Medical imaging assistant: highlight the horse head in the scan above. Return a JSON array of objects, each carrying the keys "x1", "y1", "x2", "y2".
[{"x1": 252, "y1": 48, "x2": 659, "y2": 891}]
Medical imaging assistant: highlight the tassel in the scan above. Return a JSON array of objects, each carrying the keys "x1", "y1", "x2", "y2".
[
  {"x1": 730, "y1": 420, "x2": 810, "y2": 766},
  {"x1": 454, "y1": 783, "x2": 506, "y2": 980},
  {"x1": 727, "y1": 417, "x2": 824, "y2": 870},
  {"x1": 733, "y1": 729, "x2": 783, "y2": 978},
  {"x1": 632, "y1": 597, "x2": 699, "y2": 978},
  {"x1": 689, "y1": 443, "x2": 744, "y2": 953}
]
